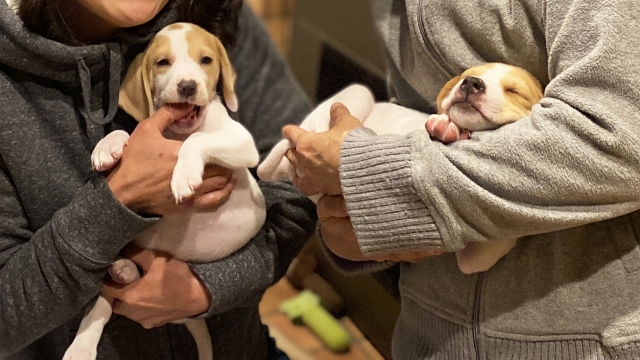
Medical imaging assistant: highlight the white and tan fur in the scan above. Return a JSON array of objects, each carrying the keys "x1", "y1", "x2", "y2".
[
  {"x1": 427, "y1": 63, "x2": 543, "y2": 274},
  {"x1": 63, "y1": 23, "x2": 266, "y2": 360},
  {"x1": 258, "y1": 63, "x2": 543, "y2": 275}
]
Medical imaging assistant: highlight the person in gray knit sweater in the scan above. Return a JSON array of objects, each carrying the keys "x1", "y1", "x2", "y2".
[
  {"x1": 0, "y1": 0, "x2": 317, "y2": 359},
  {"x1": 284, "y1": 0, "x2": 640, "y2": 359}
]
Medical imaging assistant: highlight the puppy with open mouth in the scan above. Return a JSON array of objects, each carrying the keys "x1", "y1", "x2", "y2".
[
  {"x1": 258, "y1": 62, "x2": 543, "y2": 275},
  {"x1": 63, "y1": 23, "x2": 265, "y2": 360}
]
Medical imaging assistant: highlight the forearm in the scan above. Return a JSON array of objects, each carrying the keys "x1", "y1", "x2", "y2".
[
  {"x1": 190, "y1": 180, "x2": 316, "y2": 317},
  {"x1": 340, "y1": 128, "x2": 455, "y2": 254},
  {"x1": 0, "y1": 176, "x2": 155, "y2": 356},
  {"x1": 340, "y1": 0, "x2": 640, "y2": 254}
]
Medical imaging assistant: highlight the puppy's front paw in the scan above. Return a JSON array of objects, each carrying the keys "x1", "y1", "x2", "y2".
[
  {"x1": 425, "y1": 114, "x2": 470, "y2": 143},
  {"x1": 171, "y1": 158, "x2": 204, "y2": 203},
  {"x1": 91, "y1": 130, "x2": 130, "y2": 171},
  {"x1": 62, "y1": 342, "x2": 97, "y2": 360},
  {"x1": 108, "y1": 259, "x2": 140, "y2": 284}
]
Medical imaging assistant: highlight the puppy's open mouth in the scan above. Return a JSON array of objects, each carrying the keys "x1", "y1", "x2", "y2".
[{"x1": 168, "y1": 103, "x2": 203, "y2": 128}]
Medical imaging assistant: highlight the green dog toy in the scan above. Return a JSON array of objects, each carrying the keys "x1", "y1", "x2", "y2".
[{"x1": 279, "y1": 290, "x2": 351, "y2": 352}]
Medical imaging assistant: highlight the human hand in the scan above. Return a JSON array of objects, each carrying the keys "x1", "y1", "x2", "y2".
[
  {"x1": 318, "y1": 195, "x2": 443, "y2": 262},
  {"x1": 106, "y1": 105, "x2": 236, "y2": 215},
  {"x1": 101, "y1": 245, "x2": 211, "y2": 329},
  {"x1": 283, "y1": 103, "x2": 362, "y2": 196},
  {"x1": 317, "y1": 195, "x2": 371, "y2": 261},
  {"x1": 425, "y1": 113, "x2": 471, "y2": 143}
]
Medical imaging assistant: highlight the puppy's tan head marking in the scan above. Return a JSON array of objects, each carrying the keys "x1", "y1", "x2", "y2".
[
  {"x1": 436, "y1": 63, "x2": 543, "y2": 131},
  {"x1": 185, "y1": 25, "x2": 237, "y2": 112},
  {"x1": 118, "y1": 23, "x2": 238, "y2": 130},
  {"x1": 167, "y1": 23, "x2": 184, "y2": 31}
]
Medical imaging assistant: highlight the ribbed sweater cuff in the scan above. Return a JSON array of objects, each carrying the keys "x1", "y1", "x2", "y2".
[{"x1": 340, "y1": 128, "x2": 445, "y2": 255}]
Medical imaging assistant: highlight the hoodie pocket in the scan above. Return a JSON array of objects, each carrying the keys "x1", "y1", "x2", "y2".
[{"x1": 610, "y1": 212, "x2": 640, "y2": 273}]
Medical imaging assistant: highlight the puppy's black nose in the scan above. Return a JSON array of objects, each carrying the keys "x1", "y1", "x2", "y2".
[
  {"x1": 177, "y1": 80, "x2": 197, "y2": 98},
  {"x1": 461, "y1": 76, "x2": 485, "y2": 94}
]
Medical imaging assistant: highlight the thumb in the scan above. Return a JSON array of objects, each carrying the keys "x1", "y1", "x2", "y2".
[
  {"x1": 120, "y1": 244, "x2": 156, "y2": 272},
  {"x1": 282, "y1": 125, "x2": 308, "y2": 146},
  {"x1": 146, "y1": 104, "x2": 195, "y2": 131},
  {"x1": 329, "y1": 102, "x2": 361, "y2": 130}
]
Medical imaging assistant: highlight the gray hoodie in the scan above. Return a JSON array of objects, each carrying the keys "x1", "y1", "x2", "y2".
[
  {"x1": 329, "y1": 0, "x2": 640, "y2": 358},
  {"x1": 0, "y1": 2, "x2": 316, "y2": 359}
]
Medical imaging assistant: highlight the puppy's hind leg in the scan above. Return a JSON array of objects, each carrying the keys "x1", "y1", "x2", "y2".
[
  {"x1": 176, "y1": 318, "x2": 213, "y2": 360},
  {"x1": 455, "y1": 238, "x2": 518, "y2": 274},
  {"x1": 62, "y1": 296, "x2": 113, "y2": 360}
]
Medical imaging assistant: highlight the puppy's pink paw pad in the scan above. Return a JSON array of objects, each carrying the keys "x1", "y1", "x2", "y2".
[
  {"x1": 108, "y1": 259, "x2": 140, "y2": 284},
  {"x1": 426, "y1": 114, "x2": 470, "y2": 143}
]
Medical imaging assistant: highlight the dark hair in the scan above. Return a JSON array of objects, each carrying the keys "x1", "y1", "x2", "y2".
[{"x1": 17, "y1": 0, "x2": 243, "y2": 46}]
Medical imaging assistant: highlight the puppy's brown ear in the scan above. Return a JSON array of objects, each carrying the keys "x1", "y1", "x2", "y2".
[
  {"x1": 119, "y1": 52, "x2": 153, "y2": 122},
  {"x1": 436, "y1": 75, "x2": 461, "y2": 114},
  {"x1": 213, "y1": 38, "x2": 238, "y2": 112}
]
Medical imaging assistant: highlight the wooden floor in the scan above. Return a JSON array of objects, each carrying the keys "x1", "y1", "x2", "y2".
[{"x1": 260, "y1": 278, "x2": 385, "y2": 360}]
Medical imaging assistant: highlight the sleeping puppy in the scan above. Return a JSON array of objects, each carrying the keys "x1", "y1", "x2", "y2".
[
  {"x1": 63, "y1": 23, "x2": 266, "y2": 360},
  {"x1": 427, "y1": 63, "x2": 543, "y2": 273},
  {"x1": 258, "y1": 63, "x2": 543, "y2": 275}
]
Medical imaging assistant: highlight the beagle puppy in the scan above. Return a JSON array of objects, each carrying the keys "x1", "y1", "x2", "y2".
[
  {"x1": 258, "y1": 63, "x2": 543, "y2": 275},
  {"x1": 427, "y1": 63, "x2": 543, "y2": 274},
  {"x1": 63, "y1": 23, "x2": 265, "y2": 360}
]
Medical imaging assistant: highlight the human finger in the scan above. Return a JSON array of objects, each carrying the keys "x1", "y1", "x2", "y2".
[
  {"x1": 146, "y1": 104, "x2": 195, "y2": 131},
  {"x1": 109, "y1": 300, "x2": 155, "y2": 328},
  {"x1": 291, "y1": 175, "x2": 323, "y2": 197},
  {"x1": 317, "y1": 195, "x2": 348, "y2": 221},
  {"x1": 282, "y1": 125, "x2": 309, "y2": 146},
  {"x1": 202, "y1": 164, "x2": 232, "y2": 179},
  {"x1": 194, "y1": 174, "x2": 233, "y2": 196},
  {"x1": 101, "y1": 278, "x2": 134, "y2": 300},
  {"x1": 192, "y1": 178, "x2": 237, "y2": 209},
  {"x1": 329, "y1": 103, "x2": 361, "y2": 130},
  {"x1": 120, "y1": 245, "x2": 157, "y2": 272},
  {"x1": 284, "y1": 148, "x2": 300, "y2": 168}
]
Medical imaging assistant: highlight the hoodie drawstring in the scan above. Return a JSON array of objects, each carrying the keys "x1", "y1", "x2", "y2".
[{"x1": 76, "y1": 43, "x2": 123, "y2": 126}]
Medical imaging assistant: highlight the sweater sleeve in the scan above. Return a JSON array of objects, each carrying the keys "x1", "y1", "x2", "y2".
[
  {"x1": 340, "y1": 0, "x2": 640, "y2": 255},
  {"x1": 0, "y1": 166, "x2": 156, "y2": 356},
  {"x1": 189, "y1": 5, "x2": 317, "y2": 316}
]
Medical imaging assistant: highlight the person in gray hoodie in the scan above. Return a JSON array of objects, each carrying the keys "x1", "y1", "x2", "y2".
[
  {"x1": 0, "y1": 0, "x2": 316, "y2": 359},
  {"x1": 283, "y1": 0, "x2": 640, "y2": 359}
]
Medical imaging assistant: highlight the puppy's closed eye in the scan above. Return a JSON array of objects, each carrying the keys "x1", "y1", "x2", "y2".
[{"x1": 504, "y1": 87, "x2": 529, "y2": 100}]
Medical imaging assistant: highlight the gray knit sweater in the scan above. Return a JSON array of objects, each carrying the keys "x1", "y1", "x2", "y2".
[
  {"x1": 0, "y1": 2, "x2": 316, "y2": 359},
  {"x1": 332, "y1": 0, "x2": 640, "y2": 359}
]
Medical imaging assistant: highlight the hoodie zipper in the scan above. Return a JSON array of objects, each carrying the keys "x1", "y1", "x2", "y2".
[
  {"x1": 472, "y1": 272, "x2": 485, "y2": 360},
  {"x1": 418, "y1": 1, "x2": 480, "y2": 356},
  {"x1": 417, "y1": 0, "x2": 457, "y2": 77}
]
